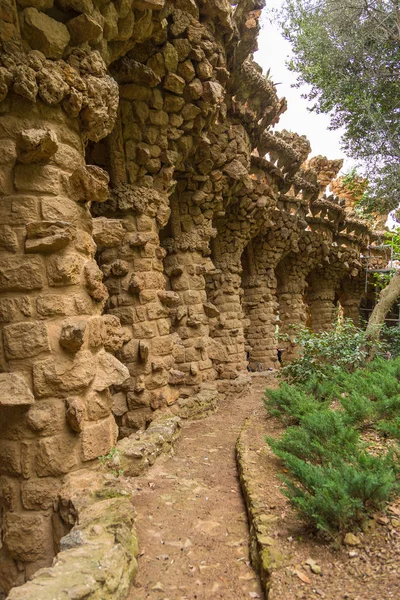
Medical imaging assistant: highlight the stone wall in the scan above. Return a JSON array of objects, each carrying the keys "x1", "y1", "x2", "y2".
[{"x1": 0, "y1": 0, "x2": 372, "y2": 594}]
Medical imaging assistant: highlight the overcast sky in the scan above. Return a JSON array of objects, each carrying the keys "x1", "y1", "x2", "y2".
[{"x1": 254, "y1": 6, "x2": 355, "y2": 174}]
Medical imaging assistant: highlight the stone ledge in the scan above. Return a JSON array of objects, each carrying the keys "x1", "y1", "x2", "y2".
[
  {"x1": 217, "y1": 373, "x2": 251, "y2": 399},
  {"x1": 236, "y1": 409, "x2": 283, "y2": 599},
  {"x1": 118, "y1": 413, "x2": 182, "y2": 477},
  {"x1": 170, "y1": 385, "x2": 219, "y2": 420},
  {"x1": 6, "y1": 470, "x2": 138, "y2": 600}
]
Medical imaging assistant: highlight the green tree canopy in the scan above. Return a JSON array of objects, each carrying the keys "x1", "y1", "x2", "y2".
[{"x1": 275, "y1": 0, "x2": 400, "y2": 213}]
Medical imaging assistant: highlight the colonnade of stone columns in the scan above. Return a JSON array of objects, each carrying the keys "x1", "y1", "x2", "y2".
[{"x1": 0, "y1": 0, "x2": 374, "y2": 592}]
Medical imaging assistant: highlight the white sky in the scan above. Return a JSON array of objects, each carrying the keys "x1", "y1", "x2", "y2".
[{"x1": 254, "y1": 6, "x2": 355, "y2": 174}]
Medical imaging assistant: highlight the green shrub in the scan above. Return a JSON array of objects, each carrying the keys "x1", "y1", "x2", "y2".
[
  {"x1": 267, "y1": 410, "x2": 360, "y2": 464},
  {"x1": 264, "y1": 383, "x2": 326, "y2": 424},
  {"x1": 339, "y1": 392, "x2": 375, "y2": 426},
  {"x1": 377, "y1": 418, "x2": 400, "y2": 440},
  {"x1": 279, "y1": 320, "x2": 375, "y2": 384},
  {"x1": 265, "y1": 359, "x2": 400, "y2": 536},
  {"x1": 276, "y1": 451, "x2": 398, "y2": 536}
]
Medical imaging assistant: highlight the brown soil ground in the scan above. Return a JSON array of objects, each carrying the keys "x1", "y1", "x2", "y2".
[
  {"x1": 126, "y1": 375, "x2": 400, "y2": 600},
  {"x1": 126, "y1": 376, "x2": 266, "y2": 600}
]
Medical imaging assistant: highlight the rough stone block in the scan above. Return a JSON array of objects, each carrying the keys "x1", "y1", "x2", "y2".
[
  {"x1": 47, "y1": 252, "x2": 83, "y2": 287},
  {"x1": 36, "y1": 433, "x2": 79, "y2": 476},
  {"x1": 65, "y1": 397, "x2": 85, "y2": 432},
  {"x1": 0, "y1": 256, "x2": 43, "y2": 291},
  {"x1": 0, "y1": 441, "x2": 21, "y2": 476},
  {"x1": 33, "y1": 351, "x2": 96, "y2": 398},
  {"x1": 0, "y1": 373, "x2": 34, "y2": 406},
  {"x1": 21, "y1": 7, "x2": 70, "y2": 59},
  {"x1": 0, "y1": 224, "x2": 18, "y2": 252},
  {"x1": 111, "y1": 392, "x2": 128, "y2": 417},
  {"x1": 163, "y1": 73, "x2": 185, "y2": 95},
  {"x1": 67, "y1": 13, "x2": 103, "y2": 44},
  {"x1": 16, "y1": 129, "x2": 58, "y2": 164},
  {"x1": 3, "y1": 321, "x2": 50, "y2": 359},
  {"x1": 59, "y1": 320, "x2": 86, "y2": 353},
  {"x1": 69, "y1": 165, "x2": 109, "y2": 204},
  {"x1": 4, "y1": 512, "x2": 52, "y2": 561},
  {"x1": 85, "y1": 390, "x2": 112, "y2": 421},
  {"x1": 92, "y1": 351, "x2": 129, "y2": 391},
  {"x1": 26, "y1": 399, "x2": 66, "y2": 436},
  {"x1": 0, "y1": 476, "x2": 19, "y2": 510},
  {"x1": 36, "y1": 295, "x2": 68, "y2": 317},
  {"x1": 25, "y1": 220, "x2": 73, "y2": 254},
  {"x1": 21, "y1": 478, "x2": 61, "y2": 510},
  {"x1": 81, "y1": 415, "x2": 117, "y2": 461},
  {"x1": 93, "y1": 217, "x2": 125, "y2": 248},
  {"x1": 84, "y1": 260, "x2": 108, "y2": 302},
  {"x1": 14, "y1": 164, "x2": 60, "y2": 194}
]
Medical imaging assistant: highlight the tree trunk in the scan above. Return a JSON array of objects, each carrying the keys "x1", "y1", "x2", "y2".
[{"x1": 366, "y1": 270, "x2": 400, "y2": 353}]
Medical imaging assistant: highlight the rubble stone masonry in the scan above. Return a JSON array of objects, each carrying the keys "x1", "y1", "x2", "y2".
[{"x1": 0, "y1": 0, "x2": 373, "y2": 594}]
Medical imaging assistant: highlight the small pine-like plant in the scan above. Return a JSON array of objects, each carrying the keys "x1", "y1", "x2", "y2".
[
  {"x1": 276, "y1": 451, "x2": 398, "y2": 536},
  {"x1": 264, "y1": 383, "x2": 326, "y2": 424},
  {"x1": 266, "y1": 358, "x2": 400, "y2": 536}
]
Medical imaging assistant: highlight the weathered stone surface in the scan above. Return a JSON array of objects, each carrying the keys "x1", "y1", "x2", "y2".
[
  {"x1": 0, "y1": 257, "x2": 43, "y2": 292},
  {"x1": 92, "y1": 351, "x2": 129, "y2": 391},
  {"x1": 93, "y1": 217, "x2": 125, "y2": 248},
  {"x1": 64, "y1": 397, "x2": 85, "y2": 433},
  {"x1": 3, "y1": 321, "x2": 50, "y2": 359},
  {"x1": 36, "y1": 433, "x2": 79, "y2": 476},
  {"x1": 112, "y1": 392, "x2": 128, "y2": 416},
  {"x1": 133, "y1": 0, "x2": 164, "y2": 9},
  {"x1": 171, "y1": 387, "x2": 219, "y2": 419},
  {"x1": 69, "y1": 165, "x2": 110, "y2": 204},
  {"x1": 21, "y1": 478, "x2": 61, "y2": 510},
  {"x1": 0, "y1": 374, "x2": 34, "y2": 406},
  {"x1": 33, "y1": 351, "x2": 96, "y2": 398},
  {"x1": 25, "y1": 221, "x2": 73, "y2": 254},
  {"x1": 16, "y1": 129, "x2": 58, "y2": 164},
  {"x1": 84, "y1": 260, "x2": 108, "y2": 302},
  {"x1": 59, "y1": 320, "x2": 86, "y2": 353},
  {"x1": 118, "y1": 413, "x2": 181, "y2": 476},
  {"x1": 0, "y1": 225, "x2": 18, "y2": 253},
  {"x1": 81, "y1": 415, "x2": 117, "y2": 461},
  {"x1": 21, "y1": 8, "x2": 70, "y2": 59},
  {"x1": 7, "y1": 474, "x2": 138, "y2": 600},
  {"x1": 67, "y1": 14, "x2": 103, "y2": 44},
  {"x1": 4, "y1": 512, "x2": 51, "y2": 561},
  {"x1": 163, "y1": 73, "x2": 185, "y2": 95},
  {"x1": 26, "y1": 400, "x2": 67, "y2": 436},
  {"x1": 47, "y1": 253, "x2": 83, "y2": 287}
]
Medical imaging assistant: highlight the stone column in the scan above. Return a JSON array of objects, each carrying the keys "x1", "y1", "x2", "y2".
[
  {"x1": 275, "y1": 226, "x2": 334, "y2": 361},
  {"x1": 0, "y1": 93, "x2": 128, "y2": 591},
  {"x1": 241, "y1": 199, "x2": 306, "y2": 370},
  {"x1": 241, "y1": 241, "x2": 279, "y2": 370},
  {"x1": 164, "y1": 249, "x2": 215, "y2": 388},
  {"x1": 338, "y1": 275, "x2": 365, "y2": 325},
  {"x1": 94, "y1": 185, "x2": 183, "y2": 436},
  {"x1": 306, "y1": 271, "x2": 337, "y2": 332},
  {"x1": 207, "y1": 262, "x2": 248, "y2": 379}
]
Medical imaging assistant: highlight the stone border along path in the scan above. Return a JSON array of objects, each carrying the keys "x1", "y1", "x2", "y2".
[{"x1": 126, "y1": 375, "x2": 274, "y2": 599}]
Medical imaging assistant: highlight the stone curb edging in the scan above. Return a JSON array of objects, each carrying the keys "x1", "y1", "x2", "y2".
[{"x1": 236, "y1": 410, "x2": 283, "y2": 599}]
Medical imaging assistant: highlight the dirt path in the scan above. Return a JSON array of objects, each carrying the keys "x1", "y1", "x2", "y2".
[{"x1": 127, "y1": 376, "x2": 271, "y2": 600}]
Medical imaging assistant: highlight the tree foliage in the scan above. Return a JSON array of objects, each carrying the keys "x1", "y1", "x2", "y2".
[{"x1": 275, "y1": 0, "x2": 400, "y2": 212}]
